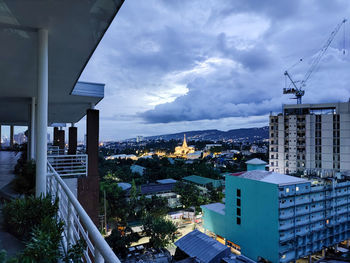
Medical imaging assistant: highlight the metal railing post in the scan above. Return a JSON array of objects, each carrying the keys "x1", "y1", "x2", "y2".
[
  {"x1": 67, "y1": 200, "x2": 73, "y2": 251},
  {"x1": 95, "y1": 249, "x2": 104, "y2": 263}
]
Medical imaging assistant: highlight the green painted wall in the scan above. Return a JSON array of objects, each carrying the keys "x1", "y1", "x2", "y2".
[
  {"x1": 247, "y1": 163, "x2": 266, "y2": 171},
  {"x1": 202, "y1": 175, "x2": 280, "y2": 262},
  {"x1": 202, "y1": 208, "x2": 226, "y2": 238}
]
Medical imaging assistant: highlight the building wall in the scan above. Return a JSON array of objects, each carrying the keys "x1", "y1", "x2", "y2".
[
  {"x1": 203, "y1": 176, "x2": 350, "y2": 263},
  {"x1": 340, "y1": 113, "x2": 350, "y2": 170},
  {"x1": 269, "y1": 102, "x2": 350, "y2": 174},
  {"x1": 203, "y1": 176, "x2": 280, "y2": 263},
  {"x1": 247, "y1": 164, "x2": 266, "y2": 171},
  {"x1": 278, "y1": 180, "x2": 350, "y2": 263}
]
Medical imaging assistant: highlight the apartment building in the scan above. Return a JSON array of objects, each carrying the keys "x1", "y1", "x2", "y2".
[
  {"x1": 202, "y1": 169, "x2": 350, "y2": 263},
  {"x1": 269, "y1": 102, "x2": 350, "y2": 174}
]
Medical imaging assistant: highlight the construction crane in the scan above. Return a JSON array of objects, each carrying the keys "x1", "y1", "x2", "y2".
[{"x1": 283, "y1": 18, "x2": 347, "y2": 104}]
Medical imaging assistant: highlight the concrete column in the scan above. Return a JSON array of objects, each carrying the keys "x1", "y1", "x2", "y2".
[
  {"x1": 29, "y1": 97, "x2": 36, "y2": 160},
  {"x1": 53, "y1": 127, "x2": 59, "y2": 146},
  {"x1": 57, "y1": 129, "x2": 65, "y2": 150},
  {"x1": 10, "y1": 125, "x2": 14, "y2": 148},
  {"x1": 35, "y1": 28, "x2": 48, "y2": 197},
  {"x1": 68, "y1": 125, "x2": 77, "y2": 155},
  {"x1": 308, "y1": 255, "x2": 312, "y2": 263},
  {"x1": 78, "y1": 109, "x2": 99, "y2": 226}
]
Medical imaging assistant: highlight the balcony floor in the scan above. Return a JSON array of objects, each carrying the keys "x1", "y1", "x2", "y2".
[{"x1": 0, "y1": 151, "x2": 19, "y2": 190}]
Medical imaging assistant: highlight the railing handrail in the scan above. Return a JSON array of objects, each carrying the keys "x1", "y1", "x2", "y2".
[
  {"x1": 48, "y1": 154, "x2": 87, "y2": 158},
  {"x1": 47, "y1": 161, "x2": 120, "y2": 263}
]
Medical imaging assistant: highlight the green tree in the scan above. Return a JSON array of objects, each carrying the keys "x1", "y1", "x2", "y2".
[
  {"x1": 100, "y1": 175, "x2": 128, "y2": 225},
  {"x1": 106, "y1": 228, "x2": 140, "y2": 258},
  {"x1": 142, "y1": 215, "x2": 177, "y2": 249},
  {"x1": 142, "y1": 195, "x2": 169, "y2": 217},
  {"x1": 174, "y1": 182, "x2": 202, "y2": 208},
  {"x1": 207, "y1": 185, "x2": 224, "y2": 203}
]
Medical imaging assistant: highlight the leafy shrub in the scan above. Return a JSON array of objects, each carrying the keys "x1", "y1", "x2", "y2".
[
  {"x1": 2, "y1": 195, "x2": 58, "y2": 240},
  {"x1": 12, "y1": 161, "x2": 36, "y2": 195},
  {"x1": 18, "y1": 217, "x2": 64, "y2": 263},
  {"x1": 63, "y1": 240, "x2": 86, "y2": 263}
]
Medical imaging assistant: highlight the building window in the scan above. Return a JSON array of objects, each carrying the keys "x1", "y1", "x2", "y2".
[
  {"x1": 237, "y1": 189, "x2": 241, "y2": 197},
  {"x1": 237, "y1": 199, "x2": 241, "y2": 206},
  {"x1": 286, "y1": 188, "x2": 289, "y2": 193},
  {"x1": 236, "y1": 217, "x2": 241, "y2": 225},
  {"x1": 296, "y1": 186, "x2": 299, "y2": 192},
  {"x1": 237, "y1": 208, "x2": 241, "y2": 216}
]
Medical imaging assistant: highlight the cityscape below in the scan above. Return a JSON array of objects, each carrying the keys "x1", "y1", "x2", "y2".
[{"x1": 1, "y1": 2, "x2": 350, "y2": 263}]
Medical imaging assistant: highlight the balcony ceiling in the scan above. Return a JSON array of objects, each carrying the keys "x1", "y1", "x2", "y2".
[{"x1": 0, "y1": 0, "x2": 124, "y2": 125}]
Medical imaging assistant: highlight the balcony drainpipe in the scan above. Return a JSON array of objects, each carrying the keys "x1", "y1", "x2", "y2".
[{"x1": 35, "y1": 28, "x2": 48, "y2": 197}]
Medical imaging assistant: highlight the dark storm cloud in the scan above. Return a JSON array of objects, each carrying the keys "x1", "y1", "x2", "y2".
[
  {"x1": 80, "y1": 0, "x2": 350, "y2": 139},
  {"x1": 138, "y1": 0, "x2": 350, "y2": 124}
]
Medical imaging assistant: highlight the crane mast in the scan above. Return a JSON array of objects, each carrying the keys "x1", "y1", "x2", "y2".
[{"x1": 283, "y1": 18, "x2": 347, "y2": 104}]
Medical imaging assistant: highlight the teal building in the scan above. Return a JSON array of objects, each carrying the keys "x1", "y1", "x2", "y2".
[
  {"x1": 245, "y1": 158, "x2": 267, "y2": 171},
  {"x1": 202, "y1": 170, "x2": 350, "y2": 262}
]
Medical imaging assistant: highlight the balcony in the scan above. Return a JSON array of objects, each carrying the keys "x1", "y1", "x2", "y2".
[{"x1": 47, "y1": 159, "x2": 120, "y2": 262}]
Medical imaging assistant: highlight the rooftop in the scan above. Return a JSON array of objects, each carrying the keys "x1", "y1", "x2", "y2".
[
  {"x1": 238, "y1": 170, "x2": 308, "y2": 186},
  {"x1": 175, "y1": 230, "x2": 230, "y2": 263},
  {"x1": 201, "y1": 203, "x2": 225, "y2": 215},
  {"x1": 156, "y1": 179, "x2": 177, "y2": 184},
  {"x1": 125, "y1": 183, "x2": 176, "y2": 196},
  {"x1": 183, "y1": 175, "x2": 221, "y2": 187},
  {"x1": 245, "y1": 158, "x2": 267, "y2": 165}
]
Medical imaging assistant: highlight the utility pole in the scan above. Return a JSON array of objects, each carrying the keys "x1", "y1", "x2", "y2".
[{"x1": 104, "y1": 190, "x2": 107, "y2": 233}]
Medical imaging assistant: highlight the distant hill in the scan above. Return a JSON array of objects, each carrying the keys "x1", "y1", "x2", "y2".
[{"x1": 142, "y1": 126, "x2": 269, "y2": 142}]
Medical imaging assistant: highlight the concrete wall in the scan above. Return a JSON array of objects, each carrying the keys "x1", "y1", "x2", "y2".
[{"x1": 203, "y1": 175, "x2": 280, "y2": 263}]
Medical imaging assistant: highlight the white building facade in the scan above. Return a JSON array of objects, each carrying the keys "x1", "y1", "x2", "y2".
[{"x1": 269, "y1": 102, "x2": 350, "y2": 174}]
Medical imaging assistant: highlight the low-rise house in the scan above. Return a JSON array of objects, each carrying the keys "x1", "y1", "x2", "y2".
[
  {"x1": 183, "y1": 175, "x2": 223, "y2": 193},
  {"x1": 174, "y1": 230, "x2": 230, "y2": 263},
  {"x1": 125, "y1": 181, "x2": 181, "y2": 208}
]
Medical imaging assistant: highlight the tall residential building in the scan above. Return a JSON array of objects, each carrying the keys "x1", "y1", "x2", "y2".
[
  {"x1": 202, "y1": 169, "x2": 350, "y2": 263},
  {"x1": 269, "y1": 102, "x2": 350, "y2": 175}
]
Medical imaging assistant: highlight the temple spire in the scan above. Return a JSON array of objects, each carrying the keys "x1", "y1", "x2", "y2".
[{"x1": 182, "y1": 134, "x2": 188, "y2": 148}]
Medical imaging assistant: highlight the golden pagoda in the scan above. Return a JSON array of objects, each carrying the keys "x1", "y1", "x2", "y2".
[{"x1": 174, "y1": 134, "x2": 195, "y2": 156}]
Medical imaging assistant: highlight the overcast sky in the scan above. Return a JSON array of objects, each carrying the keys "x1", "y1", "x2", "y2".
[{"x1": 77, "y1": 0, "x2": 350, "y2": 141}]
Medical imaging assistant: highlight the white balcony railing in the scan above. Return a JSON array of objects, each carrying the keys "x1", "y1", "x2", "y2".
[
  {"x1": 47, "y1": 154, "x2": 87, "y2": 177},
  {"x1": 47, "y1": 161, "x2": 120, "y2": 263},
  {"x1": 48, "y1": 145, "x2": 66, "y2": 155}
]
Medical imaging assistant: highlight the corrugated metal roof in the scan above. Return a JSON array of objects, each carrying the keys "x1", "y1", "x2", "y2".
[
  {"x1": 175, "y1": 230, "x2": 230, "y2": 263},
  {"x1": 157, "y1": 179, "x2": 177, "y2": 184},
  {"x1": 125, "y1": 183, "x2": 176, "y2": 196}
]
